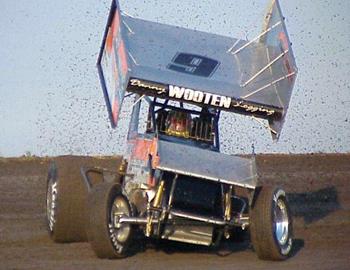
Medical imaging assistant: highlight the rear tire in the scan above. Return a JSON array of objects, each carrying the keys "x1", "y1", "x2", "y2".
[
  {"x1": 87, "y1": 182, "x2": 133, "y2": 259},
  {"x1": 250, "y1": 186, "x2": 293, "y2": 260},
  {"x1": 46, "y1": 160, "x2": 88, "y2": 242}
]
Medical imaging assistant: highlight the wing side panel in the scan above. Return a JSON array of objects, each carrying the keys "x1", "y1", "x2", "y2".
[{"x1": 97, "y1": 0, "x2": 130, "y2": 128}]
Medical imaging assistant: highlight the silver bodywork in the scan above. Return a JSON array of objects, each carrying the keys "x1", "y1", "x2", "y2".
[
  {"x1": 156, "y1": 140, "x2": 258, "y2": 189},
  {"x1": 97, "y1": 0, "x2": 297, "y2": 140},
  {"x1": 93, "y1": 0, "x2": 297, "y2": 249},
  {"x1": 125, "y1": 17, "x2": 292, "y2": 111}
]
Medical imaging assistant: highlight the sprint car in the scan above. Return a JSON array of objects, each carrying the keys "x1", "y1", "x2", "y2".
[{"x1": 46, "y1": 0, "x2": 297, "y2": 260}]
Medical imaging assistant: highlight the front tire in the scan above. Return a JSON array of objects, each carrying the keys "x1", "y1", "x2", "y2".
[
  {"x1": 250, "y1": 186, "x2": 293, "y2": 260},
  {"x1": 87, "y1": 182, "x2": 133, "y2": 259}
]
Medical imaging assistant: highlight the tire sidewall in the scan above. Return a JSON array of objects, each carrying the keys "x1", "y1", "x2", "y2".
[
  {"x1": 46, "y1": 162, "x2": 58, "y2": 237},
  {"x1": 107, "y1": 188, "x2": 132, "y2": 256},
  {"x1": 46, "y1": 158, "x2": 90, "y2": 243}
]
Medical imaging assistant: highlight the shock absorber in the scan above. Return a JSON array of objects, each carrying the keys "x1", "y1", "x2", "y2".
[
  {"x1": 153, "y1": 180, "x2": 165, "y2": 208},
  {"x1": 224, "y1": 185, "x2": 233, "y2": 239},
  {"x1": 146, "y1": 180, "x2": 165, "y2": 237},
  {"x1": 224, "y1": 185, "x2": 233, "y2": 221},
  {"x1": 118, "y1": 159, "x2": 128, "y2": 175}
]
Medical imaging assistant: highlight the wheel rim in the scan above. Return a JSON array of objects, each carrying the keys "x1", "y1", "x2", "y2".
[
  {"x1": 274, "y1": 198, "x2": 289, "y2": 246},
  {"x1": 46, "y1": 178, "x2": 57, "y2": 232},
  {"x1": 110, "y1": 196, "x2": 131, "y2": 243}
]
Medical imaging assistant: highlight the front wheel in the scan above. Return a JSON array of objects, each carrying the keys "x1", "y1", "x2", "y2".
[
  {"x1": 87, "y1": 182, "x2": 133, "y2": 259},
  {"x1": 250, "y1": 186, "x2": 293, "y2": 260}
]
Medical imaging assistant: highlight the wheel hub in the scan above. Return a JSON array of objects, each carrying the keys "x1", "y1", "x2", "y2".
[
  {"x1": 274, "y1": 198, "x2": 289, "y2": 246},
  {"x1": 110, "y1": 196, "x2": 131, "y2": 243}
]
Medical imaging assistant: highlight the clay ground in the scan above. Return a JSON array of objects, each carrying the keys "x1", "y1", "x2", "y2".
[{"x1": 0, "y1": 154, "x2": 350, "y2": 270}]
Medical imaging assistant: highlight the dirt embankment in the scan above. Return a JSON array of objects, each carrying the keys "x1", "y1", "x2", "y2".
[{"x1": 0, "y1": 154, "x2": 349, "y2": 270}]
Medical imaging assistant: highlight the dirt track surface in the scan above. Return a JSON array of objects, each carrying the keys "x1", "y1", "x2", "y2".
[{"x1": 1, "y1": 154, "x2": 350, "y2": 270}]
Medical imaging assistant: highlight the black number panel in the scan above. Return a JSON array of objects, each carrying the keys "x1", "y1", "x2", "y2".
[{"x1": 167, "y1": 53, "x2": 220, "y2": 78}]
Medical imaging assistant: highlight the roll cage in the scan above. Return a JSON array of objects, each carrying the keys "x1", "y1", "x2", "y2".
[{"x1": 127, "y1": 95, "x2": 221, "y2": 151}]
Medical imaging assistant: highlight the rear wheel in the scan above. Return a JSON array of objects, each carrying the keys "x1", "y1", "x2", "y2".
[
  {"x1": 250, "y1": 186, "x2": 293, "y2": 260},
  {"x1": 46, "y1": 160, "x2": 88, "y2": 242},
  {"x1": 87, "y1": 182, "x2": 133, "y2": 259}
]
